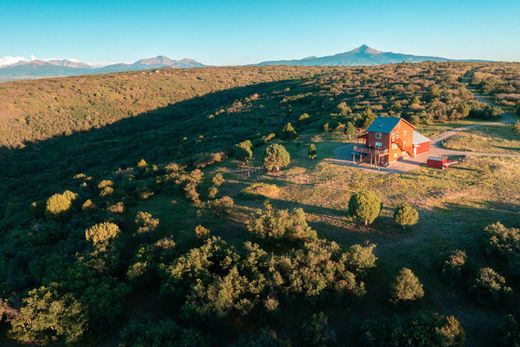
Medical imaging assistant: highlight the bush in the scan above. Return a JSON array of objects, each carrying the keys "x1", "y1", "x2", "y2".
[
  {"x1": 343, "y1": 243, "x2": 378, "y2": 274},
  {"x1": 281, "y1": 122, "x2": 298, "y2": 140},
  {"x1": 484, "y1": 222, "x2": 520, "y2": 268},
  {"x1": 348, "y1": 191, "x2": 381, "y2": 225},
  {"x1": 232, "y1": 329, "x2": 289, "y2": 347},
  {"x1": 247, "y1": 201, "x2": 317, "y2": 240},
  {"x1": 513, "y1": 121, "x2": 520, "y2": 134},
  {"x1": 498, "y1": 314, "x2": 520, "y2": 347},
  {"x1": 135, "y1": 211, "x2": 160, "y2": 233},
  {"x1": 235, "y1": 140, "x2": 254, "y2": 162},
  {"x1": 441, "y1": 250, "x2": 467, "y2": 281},
  {"x1": 393, "y1": 203, "x2": 419, "y2": 229},
  {"x1": 344, "y1": 122, "x2": 356, "y2": 139},
  {"x1": 45, "y1": 190, "x2": 78, "y2": 218},
  {"x1": 207, "y1": 196, "x2": 234, "y2": 216},
  {"x1": 194, "y1": 225, "x2": 211, "y2": 240},
  {"x1": 263, "y1": 144, "x2": 291, "y2": 172},
  {"x1": 9, "y1": 285, "x2": 86, "y2": 345},
  {"x1": 85, "y1": 222, "x2": 121, "y2": 252},
  {"x1": 360, "y1": 312, "x2": 464, "y2": 347},
  {"x1": 118, "y1": 316, "x2": 209, "y2": 347},
  {"x1": 390, "y1": 268, "x2": 424, "y2": 303},
  {"x1": 298, "y1": 112, "x2": 311, "y2": 123},
  {"x1": 302, "y1": 312, "x2": 336, "y2": 346},
  {"x1": 472, "y1": 267, "x2": 512, "y2": 302},
  {"x1": 308, "y1": 143, "x2": 317, "y2": 159}
]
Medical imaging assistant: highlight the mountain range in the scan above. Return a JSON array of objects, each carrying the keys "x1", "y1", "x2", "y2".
[
  {"x1": 0, "y1": 45, "x2": 488, "y2": 81},
  {"x1": 0, "y1": 55, "x2": 206, "y2": 81},
  {"x1": 258, "y1": 44, "x2": 459, "y2": 66}
]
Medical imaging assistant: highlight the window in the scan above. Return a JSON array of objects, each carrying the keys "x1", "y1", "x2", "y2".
[
  {"x1": 392, "y1": 143, "x2": 397, "y2": 149},
  {"x1": 375, "y1": 132, "x2": 382, "y2": 139},
  {"x1": 375, "y1": 141, "x2": 383, "y2": 149},
  {"x1": 403, "y1": 129, "x2": 407, "y2": 136}
]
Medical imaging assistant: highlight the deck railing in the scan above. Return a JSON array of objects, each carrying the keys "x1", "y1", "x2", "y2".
[{"x1": 353, "y1": 145, "x2": 388, "y2": 155}]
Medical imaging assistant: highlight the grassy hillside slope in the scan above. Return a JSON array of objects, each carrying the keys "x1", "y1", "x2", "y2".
[{"x1": 0, "y1": 63, "x2": 518, "y2": 346}]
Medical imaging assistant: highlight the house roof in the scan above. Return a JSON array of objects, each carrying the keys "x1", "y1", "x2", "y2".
[
  {"x1": 413, "y1": 130, "x2": 431, "y2": 145},
  {"x1": 367, "y1": 116, "x2": 415, "y2": 134}
]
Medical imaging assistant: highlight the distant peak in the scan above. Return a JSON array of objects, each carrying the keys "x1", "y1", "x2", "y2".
[{"x1": 351, "y1": 44, "x2": 382, "y2": 54}]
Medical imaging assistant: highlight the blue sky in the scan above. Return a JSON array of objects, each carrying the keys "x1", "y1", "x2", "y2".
[{"x1": 1, "y1": 0, "x2": 519, "y2": 66}]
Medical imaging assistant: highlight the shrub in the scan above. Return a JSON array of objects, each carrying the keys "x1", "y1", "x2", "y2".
[
  {"x1": 390, "y1": 267, "x2": 424, "y2": 303},
  {"x1": 343, "y1": 243, "x2": 378, "y2": 274},
  {"x1": 232, "y1": 329, "x2": 289, "y2": 347},
  {"x1": 472, "y1": 267, "x2": 512, "y2": 302},
  {"x1": 9, "y1": 285, "x2": 86, "y2": 345},
  {"x1": 393, "y1": 203, "x2": 419, "y2": 229},
  {"x1": 337, "y1": 101, "x2": 352, "y2": 116},
  {"x1": 498, "y1": 314, "x2": 520, "y2": 347},
  {"x1": 207, "y1": 196, "x2": 234, "y2": 216},
  {"x1": 298, "y1": 112, "x2": 311, "y2": 123},
  {"x1": 45, "y1": 190, "x2": 78, "y2": 218},
  {"x1": 442, "y1": 250, "x2": 467, "y2": 280},
  {"x1": 194, "y1": 225, "x2": 211, "y2": 240},
  {"x1": 263, "y1": 144, "x2": 291, "y2": 172},
  {"x1": 262, "y1": 132, "x2": 276, "y2": 143},
  {"x1": 118, "y1": 316, "x2": 209, "y2": 347},
  {"x1": 348, "y1": 191, "x2": 381, "y2": 225},
  {"x1": 484, "y1": 222, "x2": 520, "y2": 268},
  {"x1": 360, "y1": 312, "x2": 464, "y2": 347},
  {"x1": 513, "y1": 121, "x2": 520, "y2": 134},
  {"x1": 308, "y1": 143, "x2": 317, "y2": 159},
  {"x1": 212, "y1": 173, "x2": 225, "y2": 187},
  {"x1": 85, "y1": 222, "x2": 121, "y2": 252},
  {"x1": 302, "y1": 312, "x2": 336, "y2": 346},
  {"x1": 281, "y1": 122, "x2": 298, "y2": 140},
  {"x1": 344, "y1": 121, "x2": 356, "y2": 139},
  {"x1": 135, "y1": 211, "x2": 160, "y2": 233},
  {"x1": 137, "y1": 159, "x2": 148, "y2": 168},
  {"x1": 247, "y1": 201, "x2": 317, "y2": 240},
  {"x1": 235, "y1": 140, "x2": 254, "y2": 162}
]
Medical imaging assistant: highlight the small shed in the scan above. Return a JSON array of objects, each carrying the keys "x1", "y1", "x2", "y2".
[{"x1": 427, "y1": 156, "x2": 447, "y2": 169}]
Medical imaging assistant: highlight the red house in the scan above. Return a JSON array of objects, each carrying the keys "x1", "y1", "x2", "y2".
[{"x1": 353, "y1": 116, "x2": 431, "y2": 165}]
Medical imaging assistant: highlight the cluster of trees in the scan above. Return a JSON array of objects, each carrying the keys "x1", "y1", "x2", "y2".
[
  {"x1": 470, "y1": 64, "x2": 520, "y2": 107},
  {"x1": 440, "y1": 222, "x2": 517, "y2": 305},
  {"x1": 347, "y1": 190, "x2": 419, "y2": 229}
]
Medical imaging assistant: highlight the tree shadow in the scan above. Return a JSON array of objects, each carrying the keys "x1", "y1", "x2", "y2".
[{"x1": 0, "y1": 77, "x2": 317, "y2": 214}]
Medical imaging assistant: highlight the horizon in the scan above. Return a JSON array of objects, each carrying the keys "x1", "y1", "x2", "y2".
[{"x1": 1, "y1": 0, "x2": 520, "y2": 66}]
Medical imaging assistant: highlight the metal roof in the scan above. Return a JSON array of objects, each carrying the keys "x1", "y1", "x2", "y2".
[
  {"x1": 367, "y1": 116, "x2": 402, "y2": 133},
  {"x1": 412, "y1": 130, "x2": 431, "y2": 145}
]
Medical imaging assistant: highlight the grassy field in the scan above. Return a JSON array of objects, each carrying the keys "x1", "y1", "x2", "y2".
[{"x1": 442, "y1": 124, "x2": 520, "y2": 154}]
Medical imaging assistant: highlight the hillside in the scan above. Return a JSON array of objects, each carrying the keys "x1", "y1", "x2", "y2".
[{"x1": 0, "y1": 63, "x2": 519, "y2": 346}]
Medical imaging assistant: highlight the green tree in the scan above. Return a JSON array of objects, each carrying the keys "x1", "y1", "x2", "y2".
[
  {"x1": 393, "y1": 203, "x2": 419, "y2": 229},
  {"x1": 472, "y1": 267, "x2": 512, "y2": 302},
  {"x1": 45, "y1": 190, "x2": 78, "y2": 218},
  {"x1": 337, "y1": 101, "x2": 352, "y2": 116},
  {"x1": 135, "y1": 211, "x2": 160, "y2": 233},
  {"x1": 247, "y1": 201, "x2": 317, "y2": 240},
  {"x1": 390, "y1": 267, "x2": 424, "y2": 303},
  {"x1": 302, "y1": 312, "x2": 336, "y2": 347},
  {"x1": 442, "y1": 249, "x2": 467, "y2": 281},
  {"x1": 281, "y1": 122, "x2": 298, "y2": 140},
  {"x1": 484, "y1": 222, "x2": 519, "y2": 268},
  {"x1": 344, "y1": 121, "x2": 356, "y2": 139},
  {"x1": 9, "y1": 285, "x2": 87, "y2": 345},
  {"x1": 308, "y1": 143, "x2": 317, "y2": 159},
  {"x1": 263, "y1": 144, "x2": 290, "y2": 172},
  {"x1": 235, "y1": 140, "x2": 253, "y2": 162},
  {"x1": 513, "y1": 121, "x2": 520, "y2": 134},
  {"x1": 362, "y1": 108, "x2": 377, "y2": 128},
  {"x1": 348, "y1": 191, "x2": 381, "y2": 225},
  {"x1": 85, "y1": 222, "x2": 121, "y2": 252},
  {"x1": 298, "y1": 112, "x2": 311, "y2": 123}
]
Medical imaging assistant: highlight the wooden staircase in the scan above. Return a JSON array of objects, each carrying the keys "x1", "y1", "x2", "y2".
[{"x1": 394, "y1": 138, "x2": 414, "y2": 157}]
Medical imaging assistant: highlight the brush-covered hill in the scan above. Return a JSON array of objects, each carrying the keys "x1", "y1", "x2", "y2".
[{"x1": 0, "y1": 63, "x2": 519, "y2": 346}]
